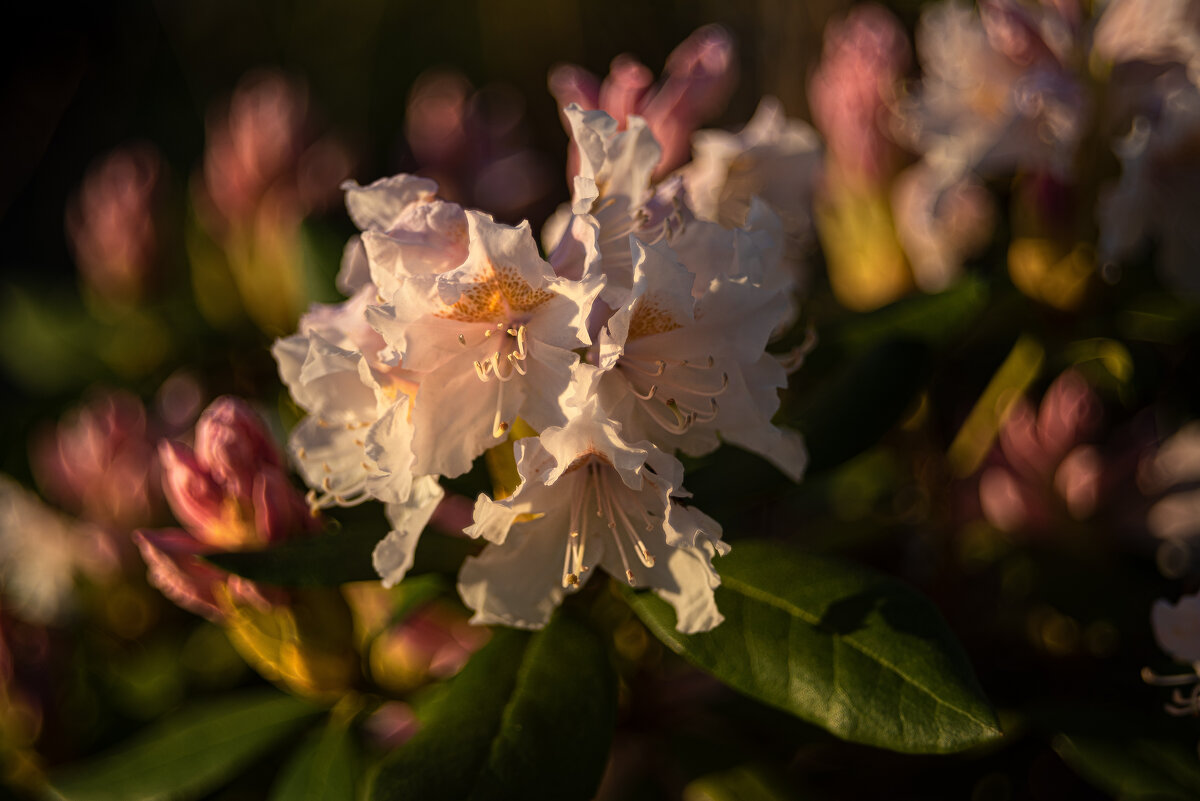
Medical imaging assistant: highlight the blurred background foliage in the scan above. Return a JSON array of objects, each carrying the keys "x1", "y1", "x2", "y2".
[{"x1": 3, "y1": 0, "x2": 1200, "y2": 799}]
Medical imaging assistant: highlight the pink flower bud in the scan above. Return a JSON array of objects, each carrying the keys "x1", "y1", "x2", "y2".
[
  {"x1": 195, "y1": 397, "x2": 282, "y2": 502},
  {"x1": 809, "y1": 4, "x2": 909, "y2": 185},
  {"x1": 132, "y1": 529, "x2": 275, "y2": 622},
  {"x1": 550, "y1": 25, "x2": 737, "y2": 181},
  {"x1": 32, "y1": 390, "x2": 162, "y2": 532},
  {"x1": 978, "y1": 369, "x2": 1105, "y2": 535},
  {"x1": 65, "y1": 145, "x2": 164, "y2": 304},
  {"x1": 158, "y1": 440, "x2": 230, "y2": 548},
  {"x1": 252, "y1": 469, "x2": 319, "y2": 545},
  {"x1": 598, "y1": 56, "x2": 654, "y2": 127},
  {"x1": 1037, "y1": 369, "x2": 1101, "y2": 462},
  {"x1": 641, "y1": 24, "x2": 736, "y2": 175},
  {"x1": 158, "y1": 397, "x2": 317, "y2": 552},
  {"x1": 200, "y1": 71, "x2": 350, "y2": 231}
]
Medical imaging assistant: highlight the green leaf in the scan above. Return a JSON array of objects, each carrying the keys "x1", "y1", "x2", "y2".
[
  {"x1": 206, "y1": 527, "x2": 478, "y2": 587},
  {"x1": 626, "y1": 540, "x2": 1001, "y2": 754},
  {"x1": 797, "y1": 338, "x2": 931, "y2": 473},
  {"x1": 48, "y1": 688, "x2": 323, "y2": 801},
  {"x1": 833, "y1": 276, "x2": 990, "y2": 353},
  {"x1": 1052, "y1": 722, "x2": 1200, "y2": 800},
  {"x1": 269, "y1": 715, "x2": 359, "y2": 801},
  {"x1": 368, "y1": 612, "x2": 617, "y2": 801}
]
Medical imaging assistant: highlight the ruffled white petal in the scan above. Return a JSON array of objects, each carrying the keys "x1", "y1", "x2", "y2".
[{"x1": 373, "y1": 475, "x2": 445, "y2": 587}]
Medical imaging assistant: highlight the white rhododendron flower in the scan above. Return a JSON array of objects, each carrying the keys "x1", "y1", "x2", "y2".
[
  {"x1": 368, "y1": 210, "x2": 603, "y2": 479},
  {"x1": 894, "y1": 0, "x2": 1087, "y2": 181},
  {"x1": 596, "y1": 238, "x2": 806, "y2": 480},
  {"x1": 458, "y1": 371, "x2": 727, "y2": 633},
  {"x1": 546, "y1": 105, "x2": 683, "y2": 305},
  {"x1": 273, "y1": 92, "x2": 808, "y2": 634},
  {"x1": 273, "y1": 285, "x2": 424, "y2": 510},
  {"x1": 679, "y1": 96, "x2": 821, "y2": 254}
]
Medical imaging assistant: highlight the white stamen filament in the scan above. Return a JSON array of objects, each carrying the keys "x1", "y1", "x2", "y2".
[
  {"x1": 631, "y1": 384, "x2": 657, "y2": 401},
  {"x1": 618, "y1": 351, "x2": 728, "y2": 433},
  {"x1": 641, "y1": 397, "x2": 694, "y2": 434},
  {"x1": 561, "y1": 466, "x2": 591, "y2": 588},
  {"x1": 491, "y1": 377, "x2": 509, "y2": 439},
  {"x1": 472, "y1": 325, "x2": 528, "y2": 383},
  {"x1": 604, "y1": 475, "x2": 656, "y2": 568}
]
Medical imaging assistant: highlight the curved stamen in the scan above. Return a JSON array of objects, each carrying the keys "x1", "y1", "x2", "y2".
[
  {"x1": 602, "y1": 472, "x2": 656, "y2": 568},
  {"x1": 515, "y1": 325, "x2": 528, "y2": 359},
  {"x1": 631, "y1": 383, "x2": 657, "y2": 401},
  {"x1": 640, "y1": 396, "x2": 694, "y2": 434},
  {"x1": 596, "y1": 471, "x2": 636, "y2": 585},
  {"x1": 691, "y1": 398, "x2": 720, "y2": 424},
  {"x1": 625, "y1": 353, "x2": 714, "y2": 370},
  {"x1": 619, "y1": 355, "x2": 728, "y2": 397},
  {"x1": 621, "y1": 358, "x2": 666, "y2": 377},
  {"x1": 507, "y1": 352, "x2": 528, "y2": 376},
  {"x1": 490, "y1": 352, "x2": 518, "y2": 383}
]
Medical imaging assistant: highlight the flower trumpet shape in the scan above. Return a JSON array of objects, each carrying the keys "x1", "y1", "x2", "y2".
[
  {"x1": 459, "y1": 382, "x2": 727, "y2": 634},
  {"x1": 366, "y1": 210, "x2": 602, "y2": 479}
]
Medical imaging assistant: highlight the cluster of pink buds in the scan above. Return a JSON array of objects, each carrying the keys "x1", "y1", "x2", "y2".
[
  {"x1": 978, "y1": 370, "x2": 1103, "y2": 535},
  {"x1": 134, "y1": 397, "x2": 319, "y2": 621},
  {"x1": 549, "y1": 24, "x2": 737, "y2": 180}
]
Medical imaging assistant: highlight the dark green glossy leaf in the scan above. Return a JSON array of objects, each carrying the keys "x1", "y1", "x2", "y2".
[
  {"x1": 368, "y1": 612, "x2": 617, "y2": 801},
  {"x1": 206, "y1": 527, "x2": 478, "y2": 587},
  {"x1": 1053, "y1": 721, "x2": 1200, "y2": 801},
  {"x1": 48, "y1": 688, "x2": 322, "y2": 801},
  {"x1": 626, "y1": 540, "x2": 1000, "y2": 754},
  {"x1": 797, "y1": 338, "x2": 931, "y2": 473},
  {"x1": 269, "y1": 714, "x2": 359, "y2": 801}
]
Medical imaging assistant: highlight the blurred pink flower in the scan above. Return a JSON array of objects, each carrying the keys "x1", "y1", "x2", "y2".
[
  {"x1": 894, "y1": 0, "x2": 1087, "y2": 182},
  {"x1": 369, "y1": 601, "x2": 489, "y2": 695},
  {"x1": 363, "y1": 701, "x2": 419, "y2": 749},
  {"x1": 403, "y1": 71, "x2": 554, "y2": 225},
  {"x1": 65, "y1": 144, "x2": 164, "y2": 304},
  {"x1": 809, "y1": 3, "x2": 910, "y2": 186},
  {"x1": 978, "y1": 369, "x2": 1103, "y2": 534},
  {"x1": 135, "y1": 396, "x2": 318, "y2": 621},
  {"x1": 199, "y1": 71, "x2": 352, "y2": 231},
  {"x1": 31, "y1": 390, "x2": 164, "y2": 534},
  {"x1": 549, "y1": 24, "x2": 737, "y2": 181}
]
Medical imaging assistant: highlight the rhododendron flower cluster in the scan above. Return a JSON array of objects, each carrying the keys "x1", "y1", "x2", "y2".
[{"x1": 275, "y1": 107, "x2": 805, "y2": 633}]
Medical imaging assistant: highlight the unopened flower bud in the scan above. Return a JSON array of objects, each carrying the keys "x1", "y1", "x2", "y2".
[
  {"x1": 65, "y1": 145, "x2": 164, "y2": 304},
  {"x1": 195, "y1": 397, "x2": 282, "y2": 501},
  {"x1": 158, "y1": 440, "x2": 232, "y2": 549},
  {"x1": 159, "y1": 397, "x2": 317, "y2": 550}
]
